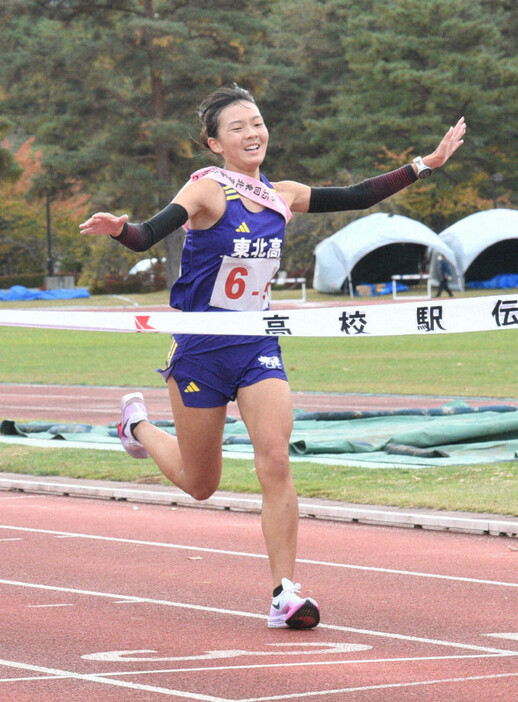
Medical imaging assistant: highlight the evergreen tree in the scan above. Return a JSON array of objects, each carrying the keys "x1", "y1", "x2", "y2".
[
  {"x1": 1, "y1": 0, "x2": 515, "y2": 279},
  {"x1": 0, "y1": 0, "x2": 276, "y2": 284},
  {"x1": 0, "y1": 117, "x2": 22, "y2": 185},
  {"x1": 0, "y1": 138, "x2": 90, "y2": 278},
  {"x1": 260, "y1": 0, "x2": 354, "y2": 182},
  {"x1": 300, "y1": 0, "x2": 517, "y2": 228}
]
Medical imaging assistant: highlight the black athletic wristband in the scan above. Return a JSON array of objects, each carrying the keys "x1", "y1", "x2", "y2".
[
  {"x1": 113, "y1": 202, "x2": 189, "y2": 252},
  {"x1": 308, "y1": 165, "x2": 416, "y2": 213}
]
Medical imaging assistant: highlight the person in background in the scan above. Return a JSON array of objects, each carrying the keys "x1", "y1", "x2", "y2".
[{"x1": 435, "y1": 254, "x2": 455, "y2": 297}]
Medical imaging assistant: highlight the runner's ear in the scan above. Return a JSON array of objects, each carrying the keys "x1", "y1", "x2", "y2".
[{"x1": 207, "y1": 137, "x2": 223, "y2": 155}]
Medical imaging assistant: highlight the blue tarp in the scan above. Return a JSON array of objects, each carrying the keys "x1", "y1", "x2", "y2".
[
  {"x1": 0, "y1": 285, "x2": 90, "y2": 301},
  {"x1": 467, "y1": 274, "x2": 518, "y2": 289}
]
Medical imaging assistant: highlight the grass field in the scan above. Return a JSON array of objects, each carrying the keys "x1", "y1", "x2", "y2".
[
  {"x1": 2, "y1": 325, "x2": 517, "y2": 396},
  {"x1": 1, "y1": 444, "x2": 517, "y2": 516},
  {"x1": 1, "y1": 290, "x2": 517, "y2": 515}
]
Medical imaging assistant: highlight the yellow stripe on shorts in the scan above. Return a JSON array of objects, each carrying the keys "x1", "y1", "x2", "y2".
[{"x1": 166, "y1": 336, "x2": 178, "y2": 367}]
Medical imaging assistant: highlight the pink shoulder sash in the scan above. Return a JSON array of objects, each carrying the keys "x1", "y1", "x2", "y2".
[{"x1": 189, "y1": 166, "x2": 292, "y2": 225}]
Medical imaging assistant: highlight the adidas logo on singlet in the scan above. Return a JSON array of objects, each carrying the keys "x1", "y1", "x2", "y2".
[
  {"x1": 184, "y1": 381, "x2": 200, "y2": 393},
  {"x1": 235, "y1": 222, "x2": 250, "y2": 233}
]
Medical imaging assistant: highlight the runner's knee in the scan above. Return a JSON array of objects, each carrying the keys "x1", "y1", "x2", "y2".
[
  {"x1": 183, "y1": 463, "x2": 221, "y2": 501},
  {"x1": 255, "y1": 446, "x2": 292, "y2": 489},
  {"x1": 188, "y1": 483, "x2": 218, "y2": 501}
]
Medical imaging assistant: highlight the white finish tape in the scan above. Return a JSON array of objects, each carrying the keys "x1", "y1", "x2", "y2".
[{"x1": 0, "y1": 295, "x2": 517, "y2": 337}]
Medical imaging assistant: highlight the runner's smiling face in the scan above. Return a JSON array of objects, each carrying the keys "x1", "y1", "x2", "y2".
[{"x1": 207, "y1": 100, "x2": 269, "y2": 176}]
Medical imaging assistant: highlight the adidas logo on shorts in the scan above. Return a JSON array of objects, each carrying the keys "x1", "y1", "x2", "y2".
[{"x1": 184, "y1": 381, "x2": 200, "y2": 393}]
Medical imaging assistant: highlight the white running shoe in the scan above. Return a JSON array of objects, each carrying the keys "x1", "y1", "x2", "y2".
[
  {"x1": 268, "y1": 578, "x2": 320, "y2": 629},
  {"x1": 118, "y1": 392, "x2": 149, "y2": 459}
]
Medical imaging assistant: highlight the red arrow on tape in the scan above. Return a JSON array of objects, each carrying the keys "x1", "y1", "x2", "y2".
[{"x1": 135, "y1": 315, "x2": 157, "y2": 332}]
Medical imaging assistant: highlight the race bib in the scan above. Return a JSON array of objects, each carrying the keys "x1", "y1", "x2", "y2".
[{"x1": 209, "y1": 256, "x2": 280, "y2": 311}]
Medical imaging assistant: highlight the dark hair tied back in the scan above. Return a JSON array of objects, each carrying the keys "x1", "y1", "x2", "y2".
[{"x1": 198, "y1": 83, "x2": 256, "y2": 149}]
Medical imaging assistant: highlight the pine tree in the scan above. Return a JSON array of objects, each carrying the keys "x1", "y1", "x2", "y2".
[
  {"x1": 277, "y1": 0, "x2": 517, "y2": 227},
  {"x1": 1, "y1": 0, "x2": 276, "y2": 284}
]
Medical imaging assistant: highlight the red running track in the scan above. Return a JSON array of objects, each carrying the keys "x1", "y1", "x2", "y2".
[
  {"x1": 1, "y1": 383, "x2": 516, "y2": 425},
  {"x1": 0, "y1": 492, "x2": 517, "y2": 701}
]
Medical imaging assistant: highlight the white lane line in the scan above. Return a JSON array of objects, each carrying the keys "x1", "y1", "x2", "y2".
[
  {"x1": 1, "y1": 664, "x2": 517, "y2": 702},
  {"x1": 0, "y1": 675, "x2": 72, "y2": 682},
  {"x1": 1, "y1": 524, "x2": 516, "y2": 589},
  {"x1": 0, "y1": 658, "x2": 228, "y2": 701},
  {"x1": 237, "y1": 672, "x2": 518, "y2": 701},
  {"x1": 90, "y1": 653, "x2": 516, "y2": 678},
  {"x1": 3, "y1": 663, "x2": 513, "y2": 702},
  {"x1": 0, "y1": 537, "x2": 23, "y2": 541},
  {"x1": 28, "y1": 603, "x2": 74, "y2": 608},
  {"x1": 0, "y1": 391, "x2": 115, "y2": 400},
  {"x1": 0, "y1": 404, "x2": 116, "y2": 414},
  {"x1": 0, "y1": 578, "x2": 515, "y2": 656}
]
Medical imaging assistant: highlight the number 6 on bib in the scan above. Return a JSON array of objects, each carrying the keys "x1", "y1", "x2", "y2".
[{"x1": 210, "y1": 256, "x2": 280, "y2": 311}]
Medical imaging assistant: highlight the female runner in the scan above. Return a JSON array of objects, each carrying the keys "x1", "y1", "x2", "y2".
[{"x1": 80, "y1": 84, "x2": 466, "y2": 629}]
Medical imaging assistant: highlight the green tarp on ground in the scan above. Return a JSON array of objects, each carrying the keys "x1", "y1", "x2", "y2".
[{"x1": 2, "y1": 403, "x2": 518, "y2": 467}]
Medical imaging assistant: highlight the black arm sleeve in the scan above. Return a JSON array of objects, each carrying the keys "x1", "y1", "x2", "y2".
[
  {"x1": 112, "y1": 202, "x2": 189, "y2": 252},
  {"x1": 308, "y1": 165, "x2": 417, "y2": 213}
]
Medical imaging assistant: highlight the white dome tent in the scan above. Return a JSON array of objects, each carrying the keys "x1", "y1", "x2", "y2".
[
  {"x1": 434, "y1": 209, "x2": 518, "y2": 287},
  {"x1": 313, "y1": 212, "x2": 457, "y2": 295}
]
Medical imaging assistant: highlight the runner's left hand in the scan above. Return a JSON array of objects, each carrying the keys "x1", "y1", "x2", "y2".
[{"x1": 427, "y1": 116, "x2": 466, "y2": 168}]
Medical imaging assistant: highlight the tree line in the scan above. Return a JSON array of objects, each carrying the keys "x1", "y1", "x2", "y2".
[{"x1": 0, "y1": 0, "x2": 516, "y2": 288}]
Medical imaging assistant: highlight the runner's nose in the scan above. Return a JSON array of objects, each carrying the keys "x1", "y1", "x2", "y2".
[{"x1": 244, "y1": 123, "x2": 258, "y2": 139}]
